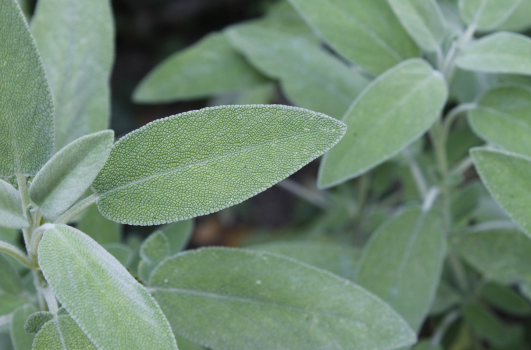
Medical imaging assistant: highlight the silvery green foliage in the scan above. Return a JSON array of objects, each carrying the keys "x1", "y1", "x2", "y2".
[
  {"x1": 458, "y1": 0, "x2": 520, "y2": 30},
  {"x1": 32, "y1": 314, "x2": 97, "y2": 350},
  {"x1": 10, "y1": 304, "x2": 36, "y2": 350},
  {"x1": 0, "y1": 180, "x2": 27, "y2": 229}
]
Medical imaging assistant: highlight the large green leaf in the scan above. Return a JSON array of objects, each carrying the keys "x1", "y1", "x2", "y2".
[
  {"x1": 497, "y1": 0, "x2": 531, "y2": 31},
  {"x1": 31, "y1": 0, "x2": 114, "y2": 151},
  {"x1": 387, "y1": 0, "x2": 446, "y2": 51},
  {"x1": 472, "y1": 148, "x2": 531, "y2": 236},
  {"x1": 134, "y1": 33, "x2": 267, "y2": 103},
  {"x1": 149, "y1": 247, "x2": 416, "y2": 350},
  {"x1": 456, "y1": 32, "x2": 531, "y2": 76},
  {"x1": 92, "y1": 105, "x2": 346, "y2": 225},
  {"x1": 77, "y1": 204, "x2": 121, "y2": 244},
  {"x1": 469, "y1": 85, "x2": 531, "y2": 157},
  {"x1": 287, "y1": 0, "x2": 420, "y2": 76},
  {"x1": 0, "y1": 0, "x2": 54, "y2": 176},
  {"x1": 480, "y1": 282, "x2": 531, "y2": 316},
  {"x1": 29, "y1": 130, "x2": 114, "y2": 218},
  {"x1": 227, "y1": 23, "x2": 369, "y2": 119},
  {"x1": 0, "y1": 254, "x2": 22, "y2": 296},
  {"x1": 356, "y1": 207, "x2": 445, "y2": 331},
  {"x1": 0, "y1": 180, "x2": 27, "y2": 229},
  {"x1": 10, "y1": 304, "x2": 35, "y2": 350},
  {"x1": 458, "y1": 0, "x2": 520, "y2": 30},
  {"x1": 38, "y1": 224, "x2": 178, "y2": 350},
  {"x1": 318, "y1": 59, "x2": 448, "y2": 188},
  {"x1": 32, "y1": 314, "x2": 97, "y2": 350}
]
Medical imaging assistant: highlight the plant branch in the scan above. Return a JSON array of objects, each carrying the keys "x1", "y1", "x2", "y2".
[
  {"x1": 55, "y1": 193, "x2": 99, "y2": 224},
  {"x1": 277, "y1": 179, "x2": 331, "y2": 209},
  {"x1": 430, "y1": 309, "x2": 461, "y2": 349},
  {"x1": 0, "y1": 240, "x2": 38, "y2": 269},
  {"x1": 403, "y1": 149, "x2": 428, "y2": 199}
]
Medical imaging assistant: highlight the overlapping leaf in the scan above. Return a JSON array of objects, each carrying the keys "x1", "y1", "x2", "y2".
[
  {"x1": 0, "y1": 180, "x2": 27, "y2": 229},
  {"x1": 10, "y1": 304, "x2": 35, "y2": 350},
  {"x1": 458, "y1": 0, "x2": 521, "y2": 30}
]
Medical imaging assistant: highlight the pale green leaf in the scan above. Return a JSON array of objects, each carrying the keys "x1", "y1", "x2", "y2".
[
  {"x1": 150, "y1": 247, "x2": 416, "y2": 350},
  {"x1": 31, "y1": 0, "x2": 114, "y2": 151},
  {"x1": 77, "y1": 204, "x2": 121, "y2": 244},
  {"x1": 32, "y1": 315, "x2": 97, "y2": 350},
  {"x1": 356, "y1": 207, "x2": 446, "y2": 331},
  {"x1": 0, "y1": 294, "x2": 25, "y2": 317},
  {"x1": 0, "y1": 330, "x2": 14, "y2": 350},
  {"x1": 0, "y1": 180, "x2": 27, "y2": 229},
  {"x1": 92, "y1": 105, "x2": 346, "y2": 225},
  {"x1": 471, "y1": 148, "x2": 531, "y2": 236},
  {"x1": 0, "y1": 0, "x2": 54, "y2": 176},
  {"x1": 0, "y1": 227, "x2": 19, "y2": 246},
  {"x1": 38, "y1": 224, "x2": 178, "y2": 350},
  {"x1": 458, "y1": 0, "x2": 520, "y2": 30},
  {"x1": 138, "y1": 231, "x2": 170, "y2": 283},
  {"x1": 24, "y1": 312, "x2": 54, "y2": 334},
  {"x1": 10, "y1": 305, "x2": 35, "y2": 350},
  {"x1": 469, "y1": 85, "x2": 531, "y2": 157},
  {"x1": 227, "y1": 23, "x2": 369, "y2": 119},
  {"x1": 248, "y1": 240, "x2": 361, "y2": 280},
  {"x1": 288, "y1": 0, "x2": 420, "y2": 76},
  {"x1": 412, "y1": 340, "x2": 442, "y2": 350},
  {"x1": 159, "y1": 220, "x2": 194, "y2": 254},
  {"x1": 261, "y1": 1, "x2": 316, "y2": 36},
  {"x1": 387, "y1": 0, "x2": 446, "y2": 51},
  {"x1": 480, "y1": 282, "x2": 531, "y2": 316},
  {"x1": 456, "y1": 32, "x2": 531, "y2": 76},
  {"x1": 29, "y1": 130, "x2": 114, "y2": 218},
  {"x1": 0, "y1": 254, "x2": 22, "y2": 296},
  {"x1": 102, "y1": 243, "x2": 133, "y2": 267},
  {"x1": 134, "y1": 32, "x2": 267, "y2": 103},
  {"x1": 318, "y1": 59, "x2": 448, "y2": 188},
  {"x1": 176, "y1": 335, "x2": 205, "y2": 350},
  {"x1": 497, "y1": 0, "x2": 531, "y2": 32}
]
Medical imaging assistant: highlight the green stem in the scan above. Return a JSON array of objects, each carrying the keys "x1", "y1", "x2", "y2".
[
  {"x1": 356, "y1": 173, "x2": 370, "y2": 214},
  {"x1": 442, "y1": 103, "x2": 477, "y2": 147},
  {"x1": 0, "y1": 240, "x2": 38, "y2": 269},
  {"x1": 430, "y1": 310, "x2": 461, "y2": 350},
  {"x1": 403, "y1": 149, "x2": 428, "y2": 198},
  {"x1": 277, "y1": 179, "x2": 330, "y2": 209},
  {"x1": 55, "y1": 193, "x2": 99, "y2": 224}
]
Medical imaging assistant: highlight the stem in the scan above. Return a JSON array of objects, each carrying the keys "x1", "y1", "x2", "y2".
[
  {"x1": 357, "y1": 173, "x2": 370, "y2": 214},
  {"x1": 442, "y1": 103, "x2": 477, "y2": 147},
  {"x1": 28, "y1": 223, "x2": 55, "y2": 264},
  {"x1": 277, "y1": 179, "x2": 330, "y2": 209},
  {"x1": 16, "y1": 172, "x2": 32, "y2": 247},
  {"x1": 41, "y1": 287, "x2": 58, "y2": 314},
  {"x1": 55, "y1": 193, "x2": 99, "y2": 224},
  {"x1": 0, "y1": 240, "x2": 38, "y2": 269},
  {"x1": 449, "y1": 251, "x2": 470, "y2": 293},
  {"x1": 430, "y1": 310, "x2": 461, "y2": 349},
  {"x1": 403, "y1": 149, "x2": 428, "y2": 199},
  {"x1": 451, "y1": 156, "x2": 474, "y2": 177}
]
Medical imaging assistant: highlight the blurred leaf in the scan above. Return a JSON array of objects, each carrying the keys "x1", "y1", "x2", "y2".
[
  {"x1": 430, "y1": 282, "x2": 461, "y2": 315},
  {"x1": 77, "y1": 204, "x2": 121, "y2": 244},
  {"x1": 497, "y1": 0, "x2": 531, "y2": 32},
  {"x1": 150, "y1": 247, "x2": 416, "y2": 350},
  {"x1": 451, "y1": 182, "x2": 484, "y2": 225},
  {"x1": 103, "y1": 243, "x2": 133, "y2": 267},
  {"x1": 0, "y1": 227, "x2": 19, "y2": 246},
  {"x1": 159, "y1": 220, "x2": 194, "y2": 254},
  {"x1": 176, "y1": 335, "x2": 205, "y2": 350},
  {"x1": 450, "y1": 68, "x2": 499, "y2": 104},
  {"x1": 0, "y1": 254, "x2": 22, "y2": 297},
  {"x1": 0, "y1": 180, "x2": 27, "y2": 230},
  {"x1": 412, "y1": 340, "x2": 442, "y2": 350},
  {"x1": 458, "y1": 0, "x2": 520, "y2": 30},
  {"x1": 32, "y1": 315, "x2": 97, "y2": 350},
  {"x1": 480, "y1": 282, "x2": 531, "y2": 316},
  {"x1": 138, "y1": 231, "x2": 170, "y2": 283},
  {"x1": 10, "y1": 304, "x2": 35, "y2": 350},
  {"x1": 0, "y1": 293, "x2": 25, "y2": 317}
]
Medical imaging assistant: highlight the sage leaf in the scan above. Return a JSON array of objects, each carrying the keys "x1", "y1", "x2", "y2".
[
  {"x1": 356, "y1": 207, "x2": 446, "y2": 331},
  {"x1": 430, "y1": 282, "x2": 461, "y2": 315},
  {"x1": 38, "y1": 224, "x2": 178, "y2": 350},
  {"x1": 134, "y1": 32, "x2": 267, "y2": 103},
  {"x1": 480, "y1": 282, "x2": 531, "y2": 316},
  {"x1": 29, "y1": 130, "x2": 114, "y2": 219},
  {"x1": 0, "y1": 227, "x2": 19, "y2": 246},
  {"x1": 0, "y1": 180, "x2": 27, "y2": 229},
  {"x1": 92, "y1": 105, "x2": 346, "y2": 225},
  {"x1": 497, "y1": 0, "x2": 531, "y2": 32},
  {"x1": 287, "y1": 0, "x2": 420, "y2": 76},
  {"x1": 24, "y1": 312, "x2": 54, "y2": 334},
  {"x1": 138, "y1": 231, "x2": 170, "y2": 283},
  {"x1": 227, "y1": 23, "x2": 369, "y2": 119},
  {"x1": 387, "y1": 0, "x2": 446, "y2": 51},
  {"x1": 318, "y1": 59, "x2": 448, "y2": 188},
  {"x1": 0, "y1": 254, "x2": 22, "y2": 296},
  {"x1": 77, "y1": 204, "x2": 121, "y2": 244},
  {"x1": 10, "y1": 304, "x2": 35, "y2": 350},
  {"x1": 412, "y1": 340, "x2": 442, "y2": 350},
  {"x1": 31, "y1": 0, "x2": 114, "y2": 151},
  {"x1": 456, "y1": 32, "x2": 531, "y2": 76},
  {"x1": 471, "y1": 148, "x2": 531, "y2": 237},
  {"x1": 32, "y1": 315, "x2": 97, "y2": 350},
  {"x1": 0, "y1": 0, "x2": 54, "y2": 176},
  {"x1": 149, "y1": 248, "x2": 416, "y2": 350},
  {"x1": 468, "y1": 85, "x2": 531, "y2": 157},
  {"x1": 0, "y1": 293, "x2": 25, "y2": 317},
  {"x1": 176, "y1": 335, "x2": 205, "y2": 350},
  {"x1": 458, "y1": 0, "x2": 520, "y2": 30},
  {"x1": 102, "y1": 243, "x2": 133, "y2": 267},
  {"x1": 159, "y1": 220, "x2": 193, "y2": 254}
]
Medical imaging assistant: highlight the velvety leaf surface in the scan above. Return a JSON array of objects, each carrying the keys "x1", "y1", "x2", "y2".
[
  {"x1": 10, "y1": 304, "x2": 35, "y2": 350},
  {"x1": 29, "y1": 130, "x2": 114, "y2": 218},
  {"x1": 92, "y1": 105, "x2": 346, "y2": 225},
  {"x1": 159, "y1": 220, "x2": 193, "y2": 254},
  {"x1": 32, "y1": 315, "x2": 97, "y2": 350},
  {"x1": 77, "y1": 204, "x2": 121, "y2": 244},
  {"x1": 458, "y1": 0, "x2": 520, "y2": 30},
  {"x1": 472, "y1": 148, "x2": 531, "y2": 236},
  {"x1": 38, "y1": 224, "x2": 177, "y2": 350},
  {"x1": 0, "y1": 0, "x2": 54, "y2": 176},
  {"x1": 31, "y1": 0, "x2": 114, "y2": 151},
  {"x1": 24, "y1": 312, "x2": 54, "y2": 334},
  {"x1": 287, "y1": 0, "x2": 420, "y2": 75},
  {"x1": 469, "y1": 85, "x2": 531, "y2": 157},
  {"x1": 134, "y1": 32, "x2": 267, "y2": 103},
  {"x1": 356, "y1": 207, "x2": 446, "y2": 331},
  {"x1": 456, "y1": 32, "x2": 531, "y2": 76},
  {"x1": 0, "y1": 254, "x2": 22, "y2": 296},
  {"x1": 227, "y1": 23, "x2": 369, "y2": 119},
  {"x1": 0, "y1": 180, "x2": 27, "y2": 229},
  {"x1": 318, "y1": 59, "x2": 448, "y2": 188},
  {"x1": 149, "y1": 247, "x2": 416, "y2": 350}
]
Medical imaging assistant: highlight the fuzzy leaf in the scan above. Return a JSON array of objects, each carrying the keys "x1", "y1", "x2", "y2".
[
  {"x1": 159, "y1": 220, "x2": 193, "y2": 254},
  {"x1": 10, "y1": 304, "x2": 35, "y2": 350},
  {"x1": 0, "y1": 293, "x2": 25, "y2": 317},
  {"x1": 226, "y1": 23, "x2": 369, "y2": 119},
  {"x1": 29, "y1": 130, "x2": 114, "y2": 218},
  {"x1": 77, "y1": 204, "x2": 121, "y2": 244},
  {"x1": 318, "y1": 59, "x2": 448, "y2": 188},
  {"x1": 0, "y1": 180, "x2": 27, "y2": 229},
  {"x1": 458, "y1": 0, "x2": 520, "y2": 30},
  {"x1": 92, "y1": 105, "x2": 346, "y2": 225},
  {"x1": 149, "y1": 248, "x2": 416, "y2": 350},
  {"x1": 287, "y1": 0, "x2": 420, "y2": 76},
  {"x1": 456, "y1": 32, "x2": 531, "y2": 76},
  {"x1": 497, "y1": 0, "x2": 531, "y2": 32},
  {"x1": 0, "y1": 0, "x2": 54, "y2": 176},
  {"x1": 103, "y1": 243, "x2": 133, "y2": 267},
  {"x1": 138, "y1": 231, "x2": 170, "y2": 283},
  {"x1": 38, "y1": 224, "x2": 177, "y2": 350},
  {"x1": 31, "y1": 0, "x2": 114, "y2": 151},
  {"x1": 24, "y1": 312, "x2": 54, "y2": 334},
  {"x1": 32, "y1": 315, "x2": 97, "y2": 350},
  {"x1": 0, "y1": 254, "x2": 22, "y2": 296}
]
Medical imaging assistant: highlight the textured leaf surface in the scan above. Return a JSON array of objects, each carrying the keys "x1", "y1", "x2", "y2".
[
  {"x1": 0, "y1": 0, "x2": 54, "y2": 176},
  {"x1": 134, "y1": 32, "x2": 267, "y2": 103},
  {"x1": 318, "y1": 59, "x2": 448, "y2": 188},
  {"x1": 0, "y1": 180, "x2": 27, "y2": 229},
  {"x1": 356, "y1": 207, "x2": 445, "y2": 331},
  {"x1": 32, "y1": 315, "x2": 97, "y2": 350},
  {"x1": 77, "y1": 204, "x2": 121, "y2": 244},
  {"x1": 472, "y1": 148, "x2": 531, "y2": 236},
  {"x1": 29, "y1": 130, "x2": 114, "y2": 218},
  {"x1": 469, "y1": 85, "x2": 531, "y2": 157},
  {"x1": 150, "y1": 248, "x2": 416, "y2": 350},
  {"x1": 38, "y1": 225, "x2": 177, "y2": 350},
  {"x1": 31, "y1": 0, "x2": 114, "y2": 151},
  {"x1": 92, "y1": 105, "x2": 346, "y2": 225},
  {"x1": 10, "y1": 304, "x2": 35, "y2": 350},
  {"x1": 456, "y1": 32, "x2": 531, "y2": 76},
  {"x1": 458, "y1": 0, "x2": 520, "y2": 30},
  {"x1": 248, "y1": 241, "x2": 361, "y2": 280},
  {"x1": 227, "y1": 23, "x2": 369, "y2": 119},
  {"x1": 387, "y1": 0, "x2": 446, "y2": 51},
  {"x1": 0, "y1": 254, "x2": 22, "y2": 296},
  {"x1": 159, "y1": 220, "x2": 193, "y2": 254},
  {"x1": 24, "y1": 312, "x2": 54, "y2": 334},
  {"x1": 287, "y1": 0, "x2": 419, "y2": 75}
]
